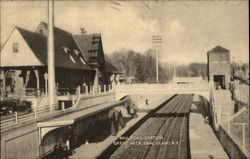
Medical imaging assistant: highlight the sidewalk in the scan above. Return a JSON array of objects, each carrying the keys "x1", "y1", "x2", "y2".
[{"x1": 189, "y1": 95, "x2": 229, "y2": 159}]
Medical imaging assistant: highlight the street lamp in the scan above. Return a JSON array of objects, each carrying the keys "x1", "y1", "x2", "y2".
[
  {"x1": 47, "y1": 0, "x2": 56, "y2": 112},
  {"x1": 152, "y1": 35, "x2": 162, "y2": 83}
]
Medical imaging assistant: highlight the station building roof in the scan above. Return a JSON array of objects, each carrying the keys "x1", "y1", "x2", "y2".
[
  {"x1": 16, "y1": 26, "x2": 92, "y2": 70},
  {"x1": 1, "y1": 21, "x2": 120, "y2": 74},
  {"x1": 73, "y1": 34, "x2": 101, "y2": 62},
  {"x1": 208, "y1": 45, "x2": 229, "y2": 53}
]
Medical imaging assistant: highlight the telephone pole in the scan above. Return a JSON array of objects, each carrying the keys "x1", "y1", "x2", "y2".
[
  {"x1": 48, "y1": 0, "x2": 56, "y2": 112},
  {"x1": 152, "y1": 36, "x2": 162, "y2": 83}
]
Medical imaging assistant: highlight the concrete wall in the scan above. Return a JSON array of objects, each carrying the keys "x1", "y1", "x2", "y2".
[
  {"x1": 40, "y1": 127, "x2": 66, "y2": 155},
  {"x1": 1, "y1": 122, "x2": 39, "y2": 159},
  {"x1": 1, "y1": 92, "x2": 116, "y2": 158},
  {"x1": 217, "y1": 126, "x2": 248, "y2": 159},
  {"x1": 76, "y1": 92, "x2": 115, "y2": 109}
]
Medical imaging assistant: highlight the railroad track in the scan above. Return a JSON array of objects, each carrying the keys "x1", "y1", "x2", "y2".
[{"x1": 109, "y1": 94, "x2": 193, "y2": 159}]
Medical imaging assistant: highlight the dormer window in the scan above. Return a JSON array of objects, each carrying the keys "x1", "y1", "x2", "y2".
[
  {"x1": 13, "y1": 43, "x2": 18, "y2": 53},
  {"x1": 69, "y1": 56, "x2": 76, "y2": 63},
  {"x1": 80, "y1": 57, "x2": 87, "y2": 65},
  {"x1": 74, "y1": 49, "x2": 80, "y2": 56},
  {"x1": 63, "y1": 47, "x2": 70, "y2": 54},
  {"x1": 63, "y1": 47, "x2": 76, "y2": 63}
]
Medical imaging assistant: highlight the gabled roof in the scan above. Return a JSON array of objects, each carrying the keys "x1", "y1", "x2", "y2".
[
  {"x1": 16, "y1": 26, "x2": 92, "y2": 70},
  {"x1": 72, "y1": 34, "x2": 101, "y2": 61},
  {"x1": 73, "y1": 34, "x2": 120, "y2": 74},
  {"x1": 209, "y1": 45, "x2": 229, "y2": 53},
  {"x1": 104, "y1": 61, "x2": 121, "y2": 74}
]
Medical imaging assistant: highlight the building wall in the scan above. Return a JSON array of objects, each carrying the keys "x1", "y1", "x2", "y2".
[
  {"x1": 208, "y1": 51, "x2": 230, "y2": 89},
  {"x1": 0, "y1": 28, "x2": 43, "y2": 67}
]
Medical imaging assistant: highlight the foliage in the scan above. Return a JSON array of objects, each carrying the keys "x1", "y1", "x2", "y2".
[
  {"x1": 0, "y1": 99, "x2": 32, "y2": 114},
  {"x1": 107, "y1": 48, "x2": 169, "y2": 83},
  {"x1": 107, "y1": 48, "x2": 249, "y2": 82}
]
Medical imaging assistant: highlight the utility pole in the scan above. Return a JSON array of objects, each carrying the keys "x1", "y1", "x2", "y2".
[
  {"x1": 48, "y1": 0, "x2": 56, "y2": 112},
  {"x1": 152, "y1": 35, "x2": 162, "y2": 83}
]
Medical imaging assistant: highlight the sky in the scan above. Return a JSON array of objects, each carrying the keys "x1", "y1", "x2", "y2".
[{"x1": 1, "y1": 0, "x2": 249, "y2": 64}]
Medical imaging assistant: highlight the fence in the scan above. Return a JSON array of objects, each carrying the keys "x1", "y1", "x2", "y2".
[
  {"x1": 220, "y1": 109, "x2": 249, "y2": 158},
  {"x1": 0, "y1": 104, "x2": 58, "y2": 128},
  {"x1": 0, "y1": 84, "x2": 114, "y2": 129},
  {"x1": 1, "y1": 88, "x2": 41, "y2": 100},
  {"x1": 234, "y1": 84, "x2": 249, "y2": 107},
  {"x1": 213, "y1": 81, "x2": 250, "y2": 158}
]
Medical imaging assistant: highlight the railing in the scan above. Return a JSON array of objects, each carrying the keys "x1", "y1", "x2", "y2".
[
  {"x1": 234, "y1": 84, "x2": 249, "y2": 108},
  {"x1": 0, "y1": 88, "x2": 41, "y2": 100},
  {"x1": 0, "y1": 104, "x2": 58, "y2": 128},
  {"x1": 211, "y1": 82, "x2": 250, "y2": 157},
  {"x1": 116, "y1": 83, "x2": 210, "y2": 93},
  {"x1": 219, "y1": 108, "x2": 249, "y2": 157},
  {"x1": 0, "y1": 84, "x2": 114, "y2": 128}
]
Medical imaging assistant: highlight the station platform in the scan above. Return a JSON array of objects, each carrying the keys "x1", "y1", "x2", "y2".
[
  {"x1": 69, "y1": 94, "x2": 174, "y2": 159},
  {"x1": 189, "y1": 95, "x2": 229, "y2": 159},
  {"x1": 37, "y1": 100, "x2": 120, "y2": 128}
]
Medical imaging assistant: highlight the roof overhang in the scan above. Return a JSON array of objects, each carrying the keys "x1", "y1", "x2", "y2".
[{"x1": 37, "y1": 120, "x2": 74, "y2": 128}]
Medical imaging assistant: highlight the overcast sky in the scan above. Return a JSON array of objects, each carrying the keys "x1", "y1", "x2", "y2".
[{"x1": 1, "y1": 0, "x2": 249, "y2": 64}]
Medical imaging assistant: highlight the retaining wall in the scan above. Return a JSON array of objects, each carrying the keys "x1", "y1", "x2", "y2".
[{"x1": 0, "y1": 92, "x2": 116, "y2": 159}]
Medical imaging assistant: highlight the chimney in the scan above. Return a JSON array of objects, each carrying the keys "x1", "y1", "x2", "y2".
[{"x1": 80, "y1": 28, "x2": 87, "y2": 35}]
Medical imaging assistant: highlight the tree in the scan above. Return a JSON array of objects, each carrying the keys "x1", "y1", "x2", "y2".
[{"x1": 107, "y1": 48, "x2": 170, "y2": 83}]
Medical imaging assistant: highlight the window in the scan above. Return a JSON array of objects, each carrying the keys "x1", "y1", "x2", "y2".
[
  {"x1": 80, "y1": 57, "x2": 87, "y2": 65},
  {"x1": 13, "y1": 43, "x2": 18, "y2": 53},
  {"x1": 63, "y1": 47, "x2": 70, "y2": 54},
  {"x1": 74, "y1": 49, "x2": 80, "y2": 56},
  {"x1": 69, "y1": 55, "x2": 76, "y2": 63}
]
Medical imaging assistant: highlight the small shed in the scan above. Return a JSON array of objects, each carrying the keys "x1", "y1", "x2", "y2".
[{"x1": 207, "y1": 46, "x2": 231, "y2": 89}]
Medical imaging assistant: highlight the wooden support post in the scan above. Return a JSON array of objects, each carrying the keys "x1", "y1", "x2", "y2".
[
  {"x1": 242, "y1": 123, "x2": 245, "y2": 149},
  {"x1": 99, "y1": 85, "x2": 101, "y2": 93},
  {"x1": 77, "y1": 86, "x2": 81, "y2": 96},
  {"x1": 15, "y1": 112, "x2": 18, "y2": 123},
  {"x1": 44, "y1": 73, "x2": 48, "y2": 96},
  {"x1": 34, "y1": 69, "x2": 40, "y2": 97},
  {"x1": 34, "y1": 107, "x2": 37, "y2": 118},
  {"x1": 86, "y1": 86, "x2": 88, "y2": 95},
  {"x1": 104, "y1": 85, "x2": 106, "y2": 92},
  {"x1": 62, "y1": 102, "x2": 65, "y2": 111},
  {"x1": 227, "y1": 113, "x2": 230, "y2": 134},
  {"x1": 2, "y1": 70, "x2": 7, "y2": 95}
]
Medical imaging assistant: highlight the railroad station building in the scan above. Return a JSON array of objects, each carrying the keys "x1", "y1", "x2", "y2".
[
  {"x1": 0, "y1": 21, "x2": 120, "y2": 99},
  {"x1": 207, "y1": 46, "x2": 231, "y2": 89}
]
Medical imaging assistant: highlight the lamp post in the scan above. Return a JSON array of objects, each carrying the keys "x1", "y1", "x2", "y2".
[
  {"x1": 48, "y1": 0, "x2": 56, "y2": 112},
  {"x1": 152, "y1": 35, "x2": 162, "y2": 83}
]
